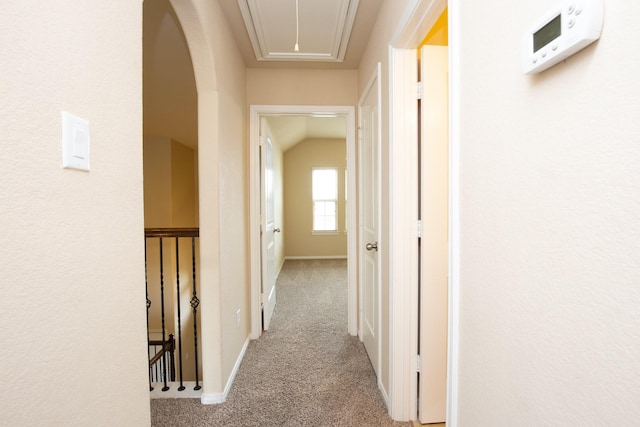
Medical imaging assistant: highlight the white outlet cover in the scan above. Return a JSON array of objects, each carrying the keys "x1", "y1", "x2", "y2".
[{"x1": 61, "y1": 111, "x2": 90, "y2": 171}]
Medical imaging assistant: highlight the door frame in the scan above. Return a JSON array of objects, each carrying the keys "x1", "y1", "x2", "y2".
[
  {"x1": 249, "y1": 105, "x2": 358, "y2": 340},
  {"x1": 387, "y1": 0, "x2": 460, "y2": 424}
]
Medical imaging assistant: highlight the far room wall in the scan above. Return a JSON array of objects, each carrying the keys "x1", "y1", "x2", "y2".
[
  {"x1": 143, "y1": 137, "x2": 198, "y2": 228},
  {"x1": 143, "y1": 137, "x2": 201, "y2": 381},
  {"x1": 284, "y1": 138, "x2": 348, "y2": 258}
]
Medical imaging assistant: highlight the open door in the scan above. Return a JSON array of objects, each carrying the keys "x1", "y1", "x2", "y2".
[
  {"x1": 359, "y1": 65, "x2": 381, "y2": 376},
  {"x1": 418, "y1": 45, "x2": 449, "y2": 424},
  {"x1": 261, "y1": 119, "x2": 277, "y2": 330}
]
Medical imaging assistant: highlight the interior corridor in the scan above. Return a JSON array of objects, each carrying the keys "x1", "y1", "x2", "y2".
[{"x1": 150, "y1": 259, "x2": 407, "y2": 426}]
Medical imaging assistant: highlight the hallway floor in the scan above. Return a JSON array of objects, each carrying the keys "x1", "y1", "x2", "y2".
[{"x1": 151, "y1": 259, "x2": 408, "y2": 426}]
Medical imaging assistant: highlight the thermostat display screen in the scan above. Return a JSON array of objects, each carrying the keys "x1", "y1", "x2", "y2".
[{"x1": 533, "y1": 14, "x2": 561, "y2": 52}]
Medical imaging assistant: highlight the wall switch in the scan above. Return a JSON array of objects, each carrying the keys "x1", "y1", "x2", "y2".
[
  {"x1": 62, "y1": 111, "x2": 90, "y2": 171},
  {"x1": 236, "y1": 309, "x2": 241, "y2": 328}
]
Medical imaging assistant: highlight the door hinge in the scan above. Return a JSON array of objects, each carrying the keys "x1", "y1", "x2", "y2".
[
  {"x1": 417, "y1": 220, "x2": 423, "y2": 239},
  {"x1": 417, "y1": 81, "x2": 423, "y2": 100},
  {"x1": 416, "y1": 355, "x2": 421, "y2": 373}
]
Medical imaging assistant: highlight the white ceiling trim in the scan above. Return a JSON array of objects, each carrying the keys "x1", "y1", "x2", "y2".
[{"x1": 237, "y1": 0, "x2": 359, "y2": 62}]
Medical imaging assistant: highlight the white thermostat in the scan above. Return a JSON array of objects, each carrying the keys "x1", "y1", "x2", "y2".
[{"x1": 522, "y1": 0, "x2": 603, "y2": 74}]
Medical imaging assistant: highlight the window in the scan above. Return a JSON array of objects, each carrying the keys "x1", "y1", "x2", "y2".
[{"x1": 312, "y1": 168, "x2": 338, "y2": 232}]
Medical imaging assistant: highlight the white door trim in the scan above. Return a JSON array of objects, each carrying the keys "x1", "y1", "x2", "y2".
[
  {"x1": 249, "y1": 105, "x2": 357, "y2": 339},
  {"x1": 387, "y1": 0, "x2": 460, "y2": 424},
  {"x1": 446, "y1": 3, "x2": 461, "y2": 425}
]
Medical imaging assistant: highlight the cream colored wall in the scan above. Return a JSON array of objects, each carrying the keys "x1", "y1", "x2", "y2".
[
  {"x1": 170, "y1": 0, "x2": 249, "y2": 395},
  {"x1": 455, "y1": 0, "x2": 640, "y2": 424},
  {"x1": 215, "y1": 57, "x2": 249, "y2": 396},
  {"x1": 357, "y1": 0, "x2": 417, "y2": 400},
  {"x1": 284, "y1": 139, "x2": 348, "y2": 258},
  {"x1": 143, "y1": 137, "x2": 198, "y2": 227},
  {"x1": 247, "y1": 69, "x2": 358, "y2": 106},
  {"x1": 0, "y1": 1, "x2": 149, "y2": 426},
  {"x1": 171, "y1": 140, "x2": 198, "y2": 227},
  {"x1": 144, "y1": 138, "x2": 174, "y2": 227}
]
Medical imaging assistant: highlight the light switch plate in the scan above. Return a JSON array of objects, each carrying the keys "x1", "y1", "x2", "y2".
[{"x1": 61, "y1": 111, "x2": 90, "y2": 171}]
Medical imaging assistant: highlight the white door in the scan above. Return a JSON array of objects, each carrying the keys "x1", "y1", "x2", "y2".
[
  {"x1": 418, "y1": 45, "x2": 449, "y2": 424},
  {"x1": 261, "y1": 119, "x2": 277, "y2": 330},
  {"x1": 359, "y1": 65, "x2": 381, "y2": 376}
]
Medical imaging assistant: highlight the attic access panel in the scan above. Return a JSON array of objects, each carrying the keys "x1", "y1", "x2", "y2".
[{"x1": 238, "y1": 0, "x2": 359, "y2": 62}]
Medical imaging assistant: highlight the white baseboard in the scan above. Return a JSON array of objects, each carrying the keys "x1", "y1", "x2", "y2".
[
  {"x1": 200, "y1": 336, "x2": 250, "y2": 405},
  {"x1": 284, "y1": 255, "x2": 347, "y2": 260},
  {"x1": 276, "y1": 257, "x2": 285, "y2": 280},
  {"x1": 379, "y1": 378, "x2": 390, "y2": 409}
]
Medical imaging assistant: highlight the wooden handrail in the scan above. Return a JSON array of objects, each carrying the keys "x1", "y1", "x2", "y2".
[
  {"x1": 145, "y1": 228, "x2": 199, "y2": 238},
  {"x1": 149, "y1": 334, "x2": 176, "y2": 383},
  {"x1": 149, "y1": 334, "x2": 175, "y2": 367}
]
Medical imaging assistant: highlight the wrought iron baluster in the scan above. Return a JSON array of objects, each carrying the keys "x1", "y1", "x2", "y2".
[
  {"x1": 145, "y1": 239, "x2": 153, "y2": 391},
  {"x1": 191, "y1": 236, "x2": 201, "y2": 390},
  {"x1": 154, "y1": 351, "x2": 160, "y2": 381},
  {"x1": 175, "y1": 237, "x2": 185, "y2": 391},
  {"x1": 159, "y1": 238, "x2": 170, "y2": 392},
  {"x1": 168, "y1": 334, "x2": 176, "y2": 381},
  {"x1": 145, "y1": 228, "x2": 200, "y2": 394},
  {"x1": 163, "y1": 352, "x2": 168, "y2": 382}
]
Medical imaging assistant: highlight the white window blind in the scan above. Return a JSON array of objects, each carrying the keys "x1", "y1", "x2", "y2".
[{"x1": 312, "y1": 168, "x2": 338, "y2": 232}]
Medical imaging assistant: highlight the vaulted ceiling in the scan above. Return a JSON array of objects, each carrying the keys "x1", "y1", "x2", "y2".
[
  {"x1": 144, "y1": 0, "x2": 382, "y2": 150},
  {"x1": 266, "y1": 115, "x2": 347, "y2": 152}
]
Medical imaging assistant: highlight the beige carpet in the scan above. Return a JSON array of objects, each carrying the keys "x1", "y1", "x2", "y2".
[{"x1": 151, "y1": 259, "x2": 409, "y2": 426}]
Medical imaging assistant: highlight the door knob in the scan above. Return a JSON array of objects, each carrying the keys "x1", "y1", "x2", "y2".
[
  {"x1": 274, "y1": 228, "x2": 281, "y2": 233},
  {"x1": 365, "y1": 242, "x2": 378, "y2": 251}
]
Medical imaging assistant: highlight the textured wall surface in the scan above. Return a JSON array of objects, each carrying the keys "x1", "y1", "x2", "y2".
[
  {"x1": 284, "y1": 138, "x2": 348, "y2": 258},
  {"x1": 169, "y1": 0, "x2": 250, "y2": 396},
  {"x1": 455, "y1": 0, "x2": 640, "y2": 424},
  {"x1": 247, "y1": 69, "x2": 358, "y2": 106},
  {"x1": 0, "y1": 1, "x2": 149, "y2": 426}
]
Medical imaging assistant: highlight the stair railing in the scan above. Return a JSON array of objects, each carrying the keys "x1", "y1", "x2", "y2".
[{"x1": 145, "y1": 228, "x2": 201, "y2": 394}]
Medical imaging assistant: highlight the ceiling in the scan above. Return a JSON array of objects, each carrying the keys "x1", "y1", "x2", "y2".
[
  {"x1": 144, "y1": 0, "x2": 381, "y2": 150},
  {"x1": 266, "y1": 116, "x2": 347, "y2": 151},
  {"x1": 218, "y1": 0, "x2": 382, "y2": 70}
]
